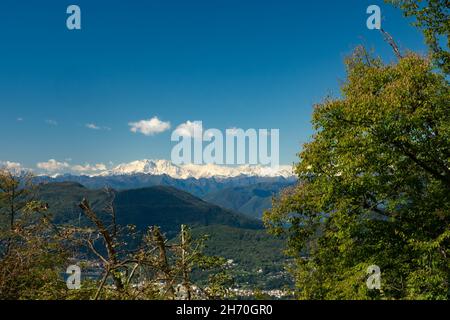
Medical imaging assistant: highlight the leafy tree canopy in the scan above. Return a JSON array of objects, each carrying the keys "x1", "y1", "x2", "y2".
[
  {"x1": 264, "y1": 48, "x2": 450, "y2": 299},
  {"x1": 387, "y1": 0, "x2": 450, "y2": 74}
]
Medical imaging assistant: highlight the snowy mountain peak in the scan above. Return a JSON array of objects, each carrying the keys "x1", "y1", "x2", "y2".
[{"x1": 105, "y1": 159, "x2": 294, "y2": 179}]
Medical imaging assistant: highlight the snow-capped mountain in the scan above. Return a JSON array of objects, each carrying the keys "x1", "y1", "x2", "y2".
[{"x1": 103, "y1": 159, "x2": 294, "y2": 179}]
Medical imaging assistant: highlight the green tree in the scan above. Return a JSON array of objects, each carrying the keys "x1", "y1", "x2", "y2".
[
  {"x1": 0, "y1": 169, "x2": 34, "y2": 256},
  {"x1": 75, "y1": 195, "x2": 233, "y2": 300},
  {"x1": 387, "y1": 0, "x2": 449, "y2": 74},
  {"x1": 0, "y1": 169, "x2": 69, "y2": 300},
  {"x1": 264, "y1": 48, "x2": 449, "y2": 299}
]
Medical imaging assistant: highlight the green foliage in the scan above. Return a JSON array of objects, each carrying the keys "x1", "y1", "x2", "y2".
[
  {"x1": 387, "y1": 0, "x2": 450, "y2": 74},
  {"x1": 264, "y1": 49, "x2": 450, "y2": 300},
  {"x1": 191, "y1": 225, "x2": 291, "y2": 290},
  {"x1": 0, "y1": 171, "x2": 69, "y2": 300}
]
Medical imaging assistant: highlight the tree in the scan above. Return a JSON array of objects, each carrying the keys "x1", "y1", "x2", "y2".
[
  {"x1": 78, "y1": 197, "x2": 128, "y2": 299},
  {"x1": 387, "y1": 0, "x2": 450, "y2": 74},
  {"x1": 75, "y1": 194, "x2": 233, "y2": 300},
  {"x1": 0, "y1": 168, "x2": 34, "y2": 256},
  {"x1": 264, "y1": 48, "x2": 450, "y2": 299},
  {"x1": 0, "y1": 169, "x2": 69, "y2": 300}
]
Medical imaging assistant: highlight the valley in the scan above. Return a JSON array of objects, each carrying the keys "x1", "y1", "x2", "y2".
[{"x1": 35, "y1": 179, "x2": 293, "y2": 290}]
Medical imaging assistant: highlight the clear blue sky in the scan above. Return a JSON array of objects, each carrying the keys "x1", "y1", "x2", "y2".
[{"x1": 0, "y1": 0, "x2": 427, "y2": 170}]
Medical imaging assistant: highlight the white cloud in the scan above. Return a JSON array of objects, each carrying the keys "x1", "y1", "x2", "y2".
[
  {"x1": 86, "y1": 123, "x2": 111, "y2": 131},
  {"x1": 37, "y1": 159, "x2": 70, "y2": 172},
  {"x1": 86, "y1": 123, "x2": 100, "y2": 130},
  {"x1": 129, "y1": 117, "x2": 171, "y2": 136},
  {"x1": 173, "y1": 121, "x2": 203, "y2": 139},
  {"x1": 46, "y1": 119, "x2": 58, "y2": 126},
  {"x1": 17, "y1": 117, "x2": 24, "y2": 122},
  {"x1": 0, "y1": 161, "x2": 26, "y2": 174},
  {"x1": 36, "y1": 159, "x2": 110, "y2": 175},
  {"x1": 71, "y1": 163, "x2": 107, "y2": 174}
]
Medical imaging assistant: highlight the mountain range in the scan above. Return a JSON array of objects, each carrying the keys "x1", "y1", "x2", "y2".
[
  {"x1": 34, "y1": 160, "x2": 297, "y2": 220},
  {"x1": 44, "y1": 159, "x2": 295, "y2": 180},
  {"x1": 36, "y1": 182, "x2": 261, "y2": 236},
  {"x1": 35, "y1": 181, "x2": 290, "y2": 289},
  {"x1": 103, "y1": 159, "x2": 295, "y2": 179},
  {"x1": 204, "y1": 181, "x2": 295, "y2": 219}
]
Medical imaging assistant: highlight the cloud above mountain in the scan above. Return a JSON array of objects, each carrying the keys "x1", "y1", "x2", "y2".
[
  {"x1": 37, "y1": 159, "x2": 70, "y2": 172},
  {"x1": 129, "y1": 116, "x2": 171, "y2": 136},
  {"x1": 173, "y1": 120, "x2": 203, "y2": 139},
  {"x1": 0, "y1": 161, "x2": 25, "y2": 173},
  {"x1": 71, "y1": 163, "x2": 107, "y2": 174},
  {"x1": 36, "y1": 159, "x2": 108, "y2": 176}
]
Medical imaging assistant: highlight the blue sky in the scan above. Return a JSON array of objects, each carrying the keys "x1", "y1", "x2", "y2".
[{"x1": 0, "y1": 0, "x2": 427, "y2": 172}]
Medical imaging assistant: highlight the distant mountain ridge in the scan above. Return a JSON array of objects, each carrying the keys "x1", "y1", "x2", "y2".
[
  {"x1": 204, "y1": 181, "x2": 295, "y2": 219},
  {"x1": 104, "y1": 159, "x2": 295, "y2": 179},
  {"x1": 36, "y1": 182, "x2": 262, "y2": 237},
  {"x1": 33, "y1": 161, "x2": 297, "y2": 221},
  {"x1": 34, "y1": 182, "x2": 290, "y2": 289},
  {"x1": 114, "y1": 185, "x2": 263, "y2": 235},
  {"x1": 35, "y1": 172, "x2": 296, "y2": 198}
]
